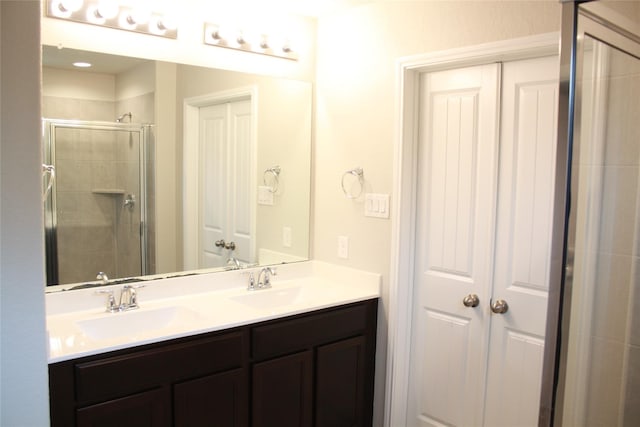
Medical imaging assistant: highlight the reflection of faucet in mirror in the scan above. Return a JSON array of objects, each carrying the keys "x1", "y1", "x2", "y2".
[{"x1": 226, "y1": 257, "x2": 241, "y2": 270}]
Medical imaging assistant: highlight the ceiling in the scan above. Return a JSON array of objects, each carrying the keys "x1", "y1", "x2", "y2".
[{"x1": 42, "y1": 45, "x2": 148, "y2": 74}]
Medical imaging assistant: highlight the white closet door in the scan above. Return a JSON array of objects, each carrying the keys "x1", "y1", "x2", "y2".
[
  {"x1": 407, "y1": 63, "x2": 501, "y2": 427},
  {"x1": 407, "y1": 55, "x2": 558, "y2": 427},
  {"x1": 483, "y1": 55, "x2": 559, "y2": 427},
  {"x1": 199, "y1": 99, "x2": 252, "y2": 268}
]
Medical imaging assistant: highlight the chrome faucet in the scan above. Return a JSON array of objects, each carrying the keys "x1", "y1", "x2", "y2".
[
  {"x1": 256, "y1": 267, "x2": 277, "y2": 289},
  {"x1": 96, "y1": 271, "x2": 109, "y2": 284},
  {"x1": 119, "y1": 284, "x2": 143, "y2": 310},
  {"x1": 96, "y1": 284, "x2": 145, "y2": 313}
]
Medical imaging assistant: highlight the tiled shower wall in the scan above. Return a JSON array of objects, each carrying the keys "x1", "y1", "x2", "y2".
[
  {"x1": 43, "y1": 92, "x2": 154, "y2": 284},
  {"x1": 578, "y1": 43, "x2": 640, "y2": 426}
]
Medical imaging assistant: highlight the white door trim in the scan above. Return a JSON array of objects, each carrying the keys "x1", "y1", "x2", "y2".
[
  {"x1": 183, "y1": 86, "x2": 258, "y2": 271},
  {"x1": 385, "y1": 32, "x2": 559, "y2": 427}
]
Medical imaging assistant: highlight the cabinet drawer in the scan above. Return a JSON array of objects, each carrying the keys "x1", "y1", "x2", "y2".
[
  {"x1": 252, "y1": 302, "x2": 369, "y2": 361},
  {"x1": 75, "y1": 331, "x2": 244, "y2": 403}
]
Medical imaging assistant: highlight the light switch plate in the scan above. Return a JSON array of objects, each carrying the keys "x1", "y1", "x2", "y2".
[
  {"x1": 257, "y1": 186, "x2": 274, "y2": 205},
  {"x1": 364, "y1": 193, "x2": 390, "y2": 218}
]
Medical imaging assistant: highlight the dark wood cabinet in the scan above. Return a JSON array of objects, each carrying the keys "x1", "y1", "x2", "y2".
[
  {"x1": 49, "y1": 299, "x2": 378, "y2": 427},
  {"x1": 76, "y1": 388, "x2": 171, "y2": 427},
  {"x1": 252, "y1": 351, "x2": 313, "y2": 427},
  {"x1": 250, "y1": 300, "x2": 377, "y2": 427}
]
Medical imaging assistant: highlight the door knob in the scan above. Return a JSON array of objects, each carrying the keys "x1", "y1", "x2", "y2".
[
  {"x1": 215, "y1": 239, "x2": 226, "y2": 248},
  {"x1": 462, "y1": 294, "x2": 480, "y2": 308},
  {"x1": 224, "y1": 241, "x2": 236, "y2": 250},
  {"x1": 490, "y1": 299, "x2": 509, "y2": 314}
]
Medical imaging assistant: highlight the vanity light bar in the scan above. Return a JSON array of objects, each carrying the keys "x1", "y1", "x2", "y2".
[
  {"x1": 46, "y1": 0, "x2": 178, "y2": 39},
  {"x1": 203, "y1": 23, "x2": 298, "y2": 61}
]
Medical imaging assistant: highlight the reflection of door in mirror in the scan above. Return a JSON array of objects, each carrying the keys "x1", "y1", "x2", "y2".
[{"x1": 198, "y1": 100, "x2": 253, "y2": 268}]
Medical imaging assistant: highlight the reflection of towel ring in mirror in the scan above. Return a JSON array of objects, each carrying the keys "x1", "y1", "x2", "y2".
[
  {"x1": 263, "y1": 165, "x2": 281, "y2": 193},
  {"x1": 341, "y1": 167, "x2": 364, "y2": 199}
]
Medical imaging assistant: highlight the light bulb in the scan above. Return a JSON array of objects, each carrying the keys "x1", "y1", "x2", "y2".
[
  {"x1": 95, "y1": 1, "x2": 119, "y2": 19},
  {"x1": 51, "y1": 0, "x2": 82, "y2": 18},
  {"x1": 58, "y1": 0, "x2": 83, "y2": 13}
]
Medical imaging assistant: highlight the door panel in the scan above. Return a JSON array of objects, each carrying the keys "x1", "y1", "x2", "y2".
[
  {"x1": 484, "y1": 55, "x2": 559, "y2": 426},
  {"x1": 408, "y1": 63, "x2": 500, "y2": 427},
  {"x1": 200, "y1": 104, "x2": 227, "y2": 268},
  {"x1": 228, "y1": 100, "x2": 252, "y2": 263}
]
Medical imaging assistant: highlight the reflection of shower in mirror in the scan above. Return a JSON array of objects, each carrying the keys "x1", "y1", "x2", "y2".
[
  {"x1": 42, "y1": 119, "x2": 153, "y2": 286},
  {"x1": 116, "y1": 112, "x2": 132, "y2": 123}
]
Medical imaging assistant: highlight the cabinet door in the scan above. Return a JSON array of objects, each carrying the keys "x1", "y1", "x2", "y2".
[
  {"x1": 174, "y1": 368, "x2": 248, "y2": 427},
  {"x1": 252, "y1": 351, "x2": 312, "y2": 427},
  {"x1": 316, "y1": 336, "x2": 370, "y2": 427},
  {"x1": 76, "y1": 388, "x2": 170, "y2": 427}
]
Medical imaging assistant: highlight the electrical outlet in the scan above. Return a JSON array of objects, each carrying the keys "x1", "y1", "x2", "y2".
[
  {"x1": 338, "y1": 235, "x2": 349, "y2": 259},
  {"x1": 283, "y1": 226, "x2": 292, "y2": 248}
]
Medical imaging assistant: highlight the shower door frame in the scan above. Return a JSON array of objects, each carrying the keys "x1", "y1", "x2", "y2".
[
  {"x1": 540, "y1": 2, "x2": 640, "y2": 425},
  {"x1": 42, "y1": 118, "x2": 151, "y2": 286}
]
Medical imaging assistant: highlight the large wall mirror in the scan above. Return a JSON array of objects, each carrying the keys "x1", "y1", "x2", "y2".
[{"x1": 42, "y1": 45, "x2": 312, "y2": 291}]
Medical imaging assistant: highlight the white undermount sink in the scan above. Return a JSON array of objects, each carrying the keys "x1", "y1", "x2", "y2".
[
  {"x1": 76, "y1": 306, "x2": 201, "y2": 341},
  {"x1": 230, "y1": 286, "x2": 305, "y2": 309}
]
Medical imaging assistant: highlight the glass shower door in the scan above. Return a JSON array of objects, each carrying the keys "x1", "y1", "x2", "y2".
[
  {"x1": 555, "y1": 4, "x2": 640, "y2": 426},
  {"x1": 43, "y1": 120, "x2": 149, "y2": 286}
]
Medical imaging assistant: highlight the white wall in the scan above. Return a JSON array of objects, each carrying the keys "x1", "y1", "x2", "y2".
[
  {"x1": 313, "y1": 2, "x2": 561, "y2": 425},
  {"x1": 0, "y1": 1, "x2": 50, "y2": 425}
]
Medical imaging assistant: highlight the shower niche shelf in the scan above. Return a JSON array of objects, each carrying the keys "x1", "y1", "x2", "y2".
[{"x1": 91, "y1": 189, "x2": 126, "y2": 195}]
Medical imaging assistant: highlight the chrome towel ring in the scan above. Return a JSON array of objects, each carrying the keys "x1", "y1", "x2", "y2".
[
  {"x1": 342, "y1": 167, "x2": 364, "y2": 199},
  {"x1": 263, "y1": 165, "x2": 281, "y2": 193}
]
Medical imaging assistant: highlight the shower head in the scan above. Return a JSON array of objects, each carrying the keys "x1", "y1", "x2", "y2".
[{"x1": 116, "y1": 112, "x2": 132, "y2": 123}]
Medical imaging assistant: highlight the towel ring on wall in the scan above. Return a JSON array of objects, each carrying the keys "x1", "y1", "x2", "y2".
[
  {"x1": 341, "y1": 167, "x2": 364, "y2": 199},
  {"x1": 263, "y1": 165, "x2": 281, "y2": 193}
]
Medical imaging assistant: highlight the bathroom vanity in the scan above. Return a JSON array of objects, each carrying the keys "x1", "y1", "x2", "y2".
[{"x1": 46, "y1": 262, "x2": 380, "y2": 427}]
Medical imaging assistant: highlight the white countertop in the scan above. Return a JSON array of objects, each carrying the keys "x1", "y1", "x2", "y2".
[{"x1": 46, "y1": 261, "x2": 381, "y2": 363}]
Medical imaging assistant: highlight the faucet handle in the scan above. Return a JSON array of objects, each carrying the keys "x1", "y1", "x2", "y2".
[
  {"x1": 245, "y1": 272, "x2": 256, "y2": 290},
  {"x1": 96, "y1": 289, "x2": 118, "y2": 312}
]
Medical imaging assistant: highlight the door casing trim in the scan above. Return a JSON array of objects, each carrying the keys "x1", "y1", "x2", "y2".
[{"x1": 385, "y1": 32, "x2": 559, "y2": 427}]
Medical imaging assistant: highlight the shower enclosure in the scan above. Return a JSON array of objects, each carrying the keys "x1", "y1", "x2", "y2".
[
  {"x1": 43, "y1": 119, "x2": 153, "y2": 286},
  {"x1": 542, "y1": 2, "x2": 640, "y2": 426}
]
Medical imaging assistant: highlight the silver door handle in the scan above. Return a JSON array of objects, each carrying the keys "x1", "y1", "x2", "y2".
[
  {"x1": 490, "y1": 299, "x2": 509, "y2": 314},
  {"x1": 215, "y1": 240, "x2": 236, "y2": 250},
  {"x1": 462, "y1": 294, "x2": 480, "y2": 308}
]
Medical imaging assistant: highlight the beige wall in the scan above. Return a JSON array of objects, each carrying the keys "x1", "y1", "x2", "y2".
[
  {"x1": 313, "y1": 2, "x2": 561, "y2": 424},
  {"x1": 0, "y1": 1, "x2": 50, "y2": 425}
]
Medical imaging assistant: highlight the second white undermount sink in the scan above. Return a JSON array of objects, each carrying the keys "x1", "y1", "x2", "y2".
[
  {"x1": 76, "y1": 306, "x2": 201, "y2": 341},
  {"x1": 230, "y1": 286, "x2": 305, "y2": 309}
]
